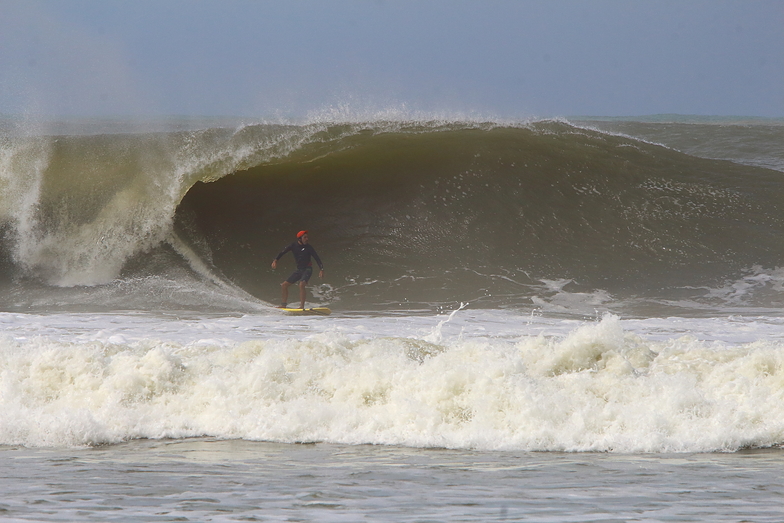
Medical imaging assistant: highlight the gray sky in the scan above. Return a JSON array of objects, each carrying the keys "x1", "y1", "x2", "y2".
[{"x1": 1, "y1": 0, "x2": 782, "y2": 119}]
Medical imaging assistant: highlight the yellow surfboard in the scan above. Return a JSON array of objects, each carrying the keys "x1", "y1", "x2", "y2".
[{"x1": 280, "y1": 307, "x2": 332, "y2": 316}]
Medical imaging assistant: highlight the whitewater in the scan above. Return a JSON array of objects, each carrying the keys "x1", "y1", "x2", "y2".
[
  {"x1": 3, "y1": 309, "x2": 784, "y2": 452},
  {"x1": 1, "y1": 114, "x2": 784, "y2": 521}
]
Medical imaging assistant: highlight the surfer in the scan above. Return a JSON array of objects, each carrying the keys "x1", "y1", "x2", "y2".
[{"x1": 271, "y1": 230, "x2": 324, "y2": 309}]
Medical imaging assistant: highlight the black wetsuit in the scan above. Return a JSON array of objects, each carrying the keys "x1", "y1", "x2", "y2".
[{"x1": 275, "y1": 241, "x2": 323, "y2": 283}]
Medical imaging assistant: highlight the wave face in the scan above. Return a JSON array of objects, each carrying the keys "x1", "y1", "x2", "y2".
[{"x1": 1, "y1": 119, "x2": 783, "y2": 313}]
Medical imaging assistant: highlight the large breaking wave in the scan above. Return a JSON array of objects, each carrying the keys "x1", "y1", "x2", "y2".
[{"x1": 1, "y1": 118, "x2": 783, "y2": 314}]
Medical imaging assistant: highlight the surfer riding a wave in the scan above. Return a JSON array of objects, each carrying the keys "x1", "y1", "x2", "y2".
[{"x1": 271, "y1": 230, "x2": 324, "y2": 309}]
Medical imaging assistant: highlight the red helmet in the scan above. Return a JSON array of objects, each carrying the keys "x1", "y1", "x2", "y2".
[{"x1": 297, "y1": 230, "x2": 308, "y2": 238}]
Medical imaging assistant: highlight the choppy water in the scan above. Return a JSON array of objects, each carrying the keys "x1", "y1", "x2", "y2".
[{"x1": 3, "y1": 438, "x2": 784, "y2": 522}]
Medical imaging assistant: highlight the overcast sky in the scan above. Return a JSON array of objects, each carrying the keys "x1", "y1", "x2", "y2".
[{"x1": 1, "y1": 0, "x2": 782, "y2": 119}]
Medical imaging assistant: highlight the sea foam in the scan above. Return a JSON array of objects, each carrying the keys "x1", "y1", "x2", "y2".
[{"x1": 2, "y1": 313, "x2": 783, "y2": 452}]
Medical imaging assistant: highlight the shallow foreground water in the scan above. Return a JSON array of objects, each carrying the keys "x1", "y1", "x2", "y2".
[{"x1": 2, "y1": 438, "x2": 784, "y2": 522}]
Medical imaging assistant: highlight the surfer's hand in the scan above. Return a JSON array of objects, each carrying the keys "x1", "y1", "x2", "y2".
[
  {"x1": 271, "y1": 260, "x2": 277, "y2": 269},
  {"x1": 319, "y1": 269, "x2": 324, "y2": 279}
]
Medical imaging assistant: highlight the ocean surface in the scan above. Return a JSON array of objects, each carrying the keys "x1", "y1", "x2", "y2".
[{"x1": 1, "y1": 114, "x2": 783, "y2": 521}]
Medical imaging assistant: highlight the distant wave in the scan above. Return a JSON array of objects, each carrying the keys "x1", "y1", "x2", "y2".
[{"x1": 570, "y1": 117, "x2": 784, "y2": 172}]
